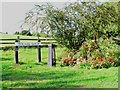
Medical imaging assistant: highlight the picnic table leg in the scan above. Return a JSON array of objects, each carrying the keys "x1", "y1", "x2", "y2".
[
  {"x1": 48, "y1": 44, "x2": 56, "y2": 66},
  {"x1": 14, "y1": 45, "x2": 18, "y2": 64},
  {"x1": 14, "y1": 36, "x2": 20, "y2": 64},
  {"x1": 37, "y1": 37, "x2": 41, "y2": 63},
  {"x1": 52, "y1": 45, "x2": 56, "y2": 66}
]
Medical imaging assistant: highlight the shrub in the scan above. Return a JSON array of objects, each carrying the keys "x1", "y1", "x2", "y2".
[
  {"x1": 60, "y1": 39, "x2": 120, "y2": 69},
  {"x1": 32, "y1": 32, "x2": 40, "y2": 37},
  {"x1": 0, "y1": 46, "x2": 14, "y2": 51},
  {"x1": 62, "y1": 58, "x2": 76, "y2": 66},
  {"x1": 14, "y1": 31, "x2": 19, "y2": 35},
  {"x1": 102, "y1": 59, "x2": 114, "y2": 68},
  {"x1": 20, "y1": 30, "x2": 32, "y2": 36}
]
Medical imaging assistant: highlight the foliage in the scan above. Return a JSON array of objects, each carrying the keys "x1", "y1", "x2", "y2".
[
  {"x1": 20, "y1": 30, "x2": 32, "y2": 36},
  {"x1": 32, "y1": 32, "x2": 51, "y2": 37},
  {"x1": 61, "y1": 38, "x2": 120, "y2": 69},
  {"x1": 22, "y1": 2, "x2": 118, "y2": 50},
  {"x1": 0, "y1": 46, "x2": 14, "y2": 51},
  {"x1": 14, "y1": 31, "x2": 20, "y2": 35},
  {"x1": 102, "y1": 59, "x2": 114, "y2": 68},
  {"x1": 5, "y1": 32, "x2": 8, "y2": 34},
  {"x1": 62, "y1": 58, "x2": 76, "y2": 66},
  {"x1": 32, "y1": 31, "x2": 40, "y2": 37}
]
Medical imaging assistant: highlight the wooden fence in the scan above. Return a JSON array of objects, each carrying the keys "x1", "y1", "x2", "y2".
[{"x1": 0, "y1": 36, "x2": 57, "y2": 47}]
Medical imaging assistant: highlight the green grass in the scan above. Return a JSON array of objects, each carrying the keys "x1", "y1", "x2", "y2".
[
  {"x1": 0, "y1": 34, "x2": 37, "y2": 39},
  {"x1": 1, "y1": 47, "x2": 119, "y2": 88},
  {"x1": 0, "y1": 33, "x2": 54, "y2": 39}
]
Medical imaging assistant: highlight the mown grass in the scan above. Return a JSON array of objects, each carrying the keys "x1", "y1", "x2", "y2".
[{"x1": 1, "y1": 47, "x2": 119, "y2": 89}]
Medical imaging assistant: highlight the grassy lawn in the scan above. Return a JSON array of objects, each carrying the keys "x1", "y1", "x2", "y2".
[{"x1": 1, "y1": 47, "x2": 118, "y2": 88}]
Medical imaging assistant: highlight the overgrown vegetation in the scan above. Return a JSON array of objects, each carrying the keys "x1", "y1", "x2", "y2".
[{"x1": 61, "y1": 38, "x2": 120, "y2": 69}]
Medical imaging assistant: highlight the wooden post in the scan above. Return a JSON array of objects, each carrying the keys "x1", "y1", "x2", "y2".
[
  {"x1": 52, "y1": 45, "x2": 56, "y2": 66},
  {"x1": 48, "y1": 44, "x2": 56, "y2": 66},
  {"x1": 48, "y1": 44, "x2": 52, "y2": 66},
  {"x1": 14, "y1": 36, "x2": 19, "y2": 64},
  {"x1": 37, "y1": 37, "x2": 41, "y2": 63}
]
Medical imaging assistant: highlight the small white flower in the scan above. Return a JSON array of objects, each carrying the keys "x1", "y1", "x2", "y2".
[{"x1": 92, "y1": 40, "x2": 94, "y2": 42}]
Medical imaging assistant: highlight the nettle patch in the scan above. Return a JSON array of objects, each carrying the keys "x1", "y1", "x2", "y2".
[{"x1": 60, "y1": 39, "x2": 120, "y2": 69}]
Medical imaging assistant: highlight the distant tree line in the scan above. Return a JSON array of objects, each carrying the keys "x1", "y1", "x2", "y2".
[
  {"x1": 14, "y1": 30, "x2": 50, "y2": 37},
  {"x1": 0, "y1": 32, "x2": 8, "y2": 34}
]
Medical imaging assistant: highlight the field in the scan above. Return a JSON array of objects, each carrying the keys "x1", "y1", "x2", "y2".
[
  {"x1": 0, "y1": 33, "x2": 56, "y2": 39},
  {"x1": 1, "y1": 48, "x2": 119, "y2": 88},
  {"x1": 1, "y1": 34, "x2": 39, "y2": 39}
]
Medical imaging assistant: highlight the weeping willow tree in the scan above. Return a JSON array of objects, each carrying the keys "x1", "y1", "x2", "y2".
[{"x1": 22, "y1": 2, "x2": 118, "y2": 50}]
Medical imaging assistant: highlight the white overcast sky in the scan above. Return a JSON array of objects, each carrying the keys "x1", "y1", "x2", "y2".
[{"x1": 2, "y1": 2, "x2": 66, "y2": 34}]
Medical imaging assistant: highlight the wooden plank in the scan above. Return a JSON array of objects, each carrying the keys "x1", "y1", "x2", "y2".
[
  {"x1": 15, "y1": 42, "x2": 41, "y2": 46},
  {"x1": 0, "y1": 38, "x2": 54, "y2": 41},
  {"x1": 0, "y1": 44, "x2": 58, "y2": 49},
  {"x1": 0, "y1": 41, "x2": 57, "y2": 44},
  {"x1": 0, "y1": 39, "x2": 16, "y2": 41},
  {"x1": 0, "y1": 42, "x2": 14, "y2": 44},
  {"x1": 20, "y1": 38, "x2": 54, "y2": 40}
]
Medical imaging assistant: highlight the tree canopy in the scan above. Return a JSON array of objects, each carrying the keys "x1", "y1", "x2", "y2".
[{"x1": 22, "y1": 2, "x2": 118, "y2": 50}]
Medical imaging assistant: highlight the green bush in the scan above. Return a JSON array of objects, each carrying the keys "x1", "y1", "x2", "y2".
[
  {"x1": 60, "y1": 38, "x2": 120, "y2": 69},
  {"x1": 20, "y1": 30, "x2": 32, "y2": 36},
  {"x1": 14, "y1": 31, "x2": 19, "y2": 35},
  {"x1": 0, "y1": 46, "x2": 14, "y2": 51},
  {"x1": 32, "y1": 32, "x2": 40, "y2": 37}
]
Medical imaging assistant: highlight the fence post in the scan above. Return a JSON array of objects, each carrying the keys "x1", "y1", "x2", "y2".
[
  {"x1": 14, "y1": 36, "x2": 20, "y2": 64},
  {"x1": 48, "y1": 44, "x2": 56, "y2": 66},
  {"x1": 37, "y1": 37, "x2": 41, "y2": 63}
]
